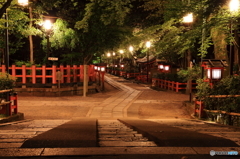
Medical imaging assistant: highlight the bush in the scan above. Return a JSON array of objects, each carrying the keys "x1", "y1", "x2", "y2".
[
  {"x1": 153, "y1": 72, "x2": 185, "y2": 82},
  {"x1": 196, "y1": 76, "x2": 240, "y2": 113},
  {"x1": 0, "y1": 73, "x2": 16, "y2": 90}
]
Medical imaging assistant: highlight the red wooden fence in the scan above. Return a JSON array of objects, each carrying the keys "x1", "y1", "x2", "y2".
[
  {"x1": 152, "y1": 78, "x2": 197, "y2": 92},
  {"x1": 0, "y1": 65, "x2": 96, "y2": 85}
]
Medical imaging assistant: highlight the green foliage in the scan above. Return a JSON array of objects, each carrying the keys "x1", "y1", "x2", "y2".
[
  {"x1": 177, "y1": 65, "x2": 201, "y2": 82},
  {"x1": 14, "y1": 60, "x2": 41, "y2": 67},
  {"x1": 196, "y1": 76, "x2": 240, "y2": 113},
  {"x1": 0, "y1": 72, "x2": 16, "y2": 90},
  {"x1": 153, "y1": 72, "x2": 185, "y2": 83}
]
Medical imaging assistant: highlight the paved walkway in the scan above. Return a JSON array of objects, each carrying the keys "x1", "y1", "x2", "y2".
[
  {"x1": 86, "y1": 75, "x2": 142, "y2": 118},
  {"x1": 1, "y1": 74, "x2": 240, "y2": 158}
]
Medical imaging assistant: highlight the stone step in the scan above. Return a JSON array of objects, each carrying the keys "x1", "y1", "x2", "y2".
[
  {"x1": 98, "y1": 120, "x2": 157, "y2": 147},
  {"x1": 99, "y1": 141, "x2": 157, "y2": 147}
]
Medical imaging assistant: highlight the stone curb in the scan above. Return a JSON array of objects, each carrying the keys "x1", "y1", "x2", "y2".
[
  {"x1": 0, "y1": 147, "x2": 239, "y2": 157},
  {"x1": 0, "y1": 113, "x2": 24, "y2": 124}
]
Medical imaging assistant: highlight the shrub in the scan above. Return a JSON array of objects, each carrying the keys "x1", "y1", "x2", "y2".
[{"x1": 0, "y1": 73, "x2": 16, "y2": 90}]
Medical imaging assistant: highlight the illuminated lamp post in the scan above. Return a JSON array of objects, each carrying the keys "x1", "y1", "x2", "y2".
[
  {"x1": 183, "y1": 13, "x2": 193, "y2": 101},
  {"x1": 119, "y1": 49, "x2": 124, "y2": 63},
  {"x1": 18, "y1": 0, "x2": 29, "y2": 6},
  {"x1": 4, "y1": 0, "x2": 29, "y2": 74},
  {"x1": 100, "y1": 66, "x2": 106, "y2": 90},
  {"x1": 146, "y1": 41, "x2": 151, "y2": 83},
  {"x1": 43, "y1": 20, "x2": 53, "y2": 65},
  {"x1": 229, "y1": 0, "x2": 239, "y2": 75}
]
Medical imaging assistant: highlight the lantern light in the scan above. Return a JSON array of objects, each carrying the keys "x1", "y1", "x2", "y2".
[
  {"x1": 158, "y1": 64, "x2": 164, "y2": 70},
  {"x1": 107, "y1": 53, "x2": 111, "y2": 57},
  {"x1": 164, "y1": 65, "x2": 170, "y2": 71},
  {"x1": 97, "y1": 67, "x2": 100, "y2": 71},
  {"x1": 43, "y1": 20, "x2": 52, "y2": 30},
  {"x1": 146, "y1": 41, "x2": 151, "y2": 48},
  {"x1": 183, "y1": 13, "x2": 193, "y2": 23},
  {"x1": 115, "y1": 65, "x2": 118, "y2": 67},
  {"x1": 207, "y1": 68, "x2": 222, "y2": 80},
  {"x1": 119, "y1": 50, "x2": 124, "y2": 54},
  {"x1": 129, "y1": 46, "x2": 134, "y2": 52},
  {"x1": 18, "y1": 0, "x2": 28, "y2": 6},
  {"x1": 94, "y1": 66, "x2": 98, "y2": 70},
  {"x1": 120, "y1": 64, "x2": 124, "y2": 68},
  {"x1": 229, "y1": 0, "x2": 240, "y2": 13},
  {"x1": 100, "y1": 67, "x2": 105, "y2": 72}
]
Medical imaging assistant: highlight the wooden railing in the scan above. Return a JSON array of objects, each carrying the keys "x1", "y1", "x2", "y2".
[
  {"x1": 0, "y1": 65, "x2": 96, "y2": 86},
  {"x1": 195, "y1": 95, "x2": 240, "y2": 120},
  {"x1": 0, "y1": 90, "x2": 18, "y2": 116},
  {"x1": 152, "y1": 78, "x2": 197, "y2": 92}
]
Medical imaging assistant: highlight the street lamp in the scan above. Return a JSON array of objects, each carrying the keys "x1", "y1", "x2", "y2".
[
  {"x1": 18, "y1": 0, "x2": 28, "y2": 6},
  {"x1": 183, "y1": 13, "x2": 193, "y2": 23},
  {"x1": 229, "y1": 0, "x2": 239, "y2": 75},
  {"x1": 146, "y1": 41, "x2": 151, "y2": 83},
  {"x1": 43, "y1": 20, "x2": 53, "y2": 64},
  {"x1": 4, "y1": 0, "x2": 29, "y2": 74},
  {"x1": 183, "y1": 13, "x2": 193, "y2": 102}
]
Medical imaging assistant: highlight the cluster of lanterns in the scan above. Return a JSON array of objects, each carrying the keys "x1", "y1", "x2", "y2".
[
  {"x1": 158, "y1": 64, "x2": 171, "y2": 73},
  {"x1": 94, "y1": 66, "x2": 106, "y2": 72}
]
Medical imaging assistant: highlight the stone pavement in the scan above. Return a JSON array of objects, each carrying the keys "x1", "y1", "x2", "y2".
[{"x1": 1, "y1": 74, "x2": 240, "y2": 158}]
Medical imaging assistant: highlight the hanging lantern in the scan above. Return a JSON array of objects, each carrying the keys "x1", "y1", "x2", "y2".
[
  {"x1": 206, "y1": 67, "x2": 223, "y2": 80},
  {"x1": 164, "y1": 65, "x2": 170, "y2": 72},
  {"x1": 158, "y1": 64, "x2": 164, "y2": 70},
  {"x1": 100, "y1": 66, "x2": 106, "y2": 72}
]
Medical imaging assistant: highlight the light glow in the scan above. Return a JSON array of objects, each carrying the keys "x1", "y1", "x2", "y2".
[
  {"x1": 129, "y1": 46, "x2": 134, "y2": 52},
  {"x1": 119, "y1": 50, "x2": 124, "y2": 54},
  {"x1": 164, "y1": 65, "x2": 170, "y2": 71},
  {"x1": 146, "y1": 41, "x2": 151, "y2": 48},
  {"x1": 101, "y1": 67, "x2": 105, "y2": 72},
  {"x1": 229, "y1": 0, "x2": 240, "y2": 13},
  {"x1": 18, "y1": 0, "x2": 28, "y2": 6},
  {"x1": 159, "y1": 64, "x2": 164, "y2": 69},
  {"x1": 207, "y1": 69, "x2": 222, "y2": 80},
  {"x1": 43, "y1": 20, "x2": 52, "y2": 30},
  {"x1": 183, "y1": 13, "x2": 193, "y2": 23}
]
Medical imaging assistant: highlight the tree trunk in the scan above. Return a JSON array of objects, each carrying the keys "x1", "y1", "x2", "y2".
[{"x1": 29, "y1": 7, "x2": 34, "y2": 64}]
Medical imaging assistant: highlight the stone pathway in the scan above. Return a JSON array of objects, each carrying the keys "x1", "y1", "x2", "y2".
[
  {"x1": 0, "y1": 120, "x2": 69, "y2": 149},
  {"x1": 87, "y1": 75, "x2": 141, "y2": 118},
  {"x1": 148, "y1": 119, "x2": 240, "y2": 146},
  {"x1": 98, "y1": 120, "x2": 157, "y2": 147}
]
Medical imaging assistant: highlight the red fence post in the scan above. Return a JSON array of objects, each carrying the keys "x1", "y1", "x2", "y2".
[
  {"x1": 42, "y1": 65, "x2": 46, "y2": 84},
  {"x1": 22, "y1": 65, "x2": 26, "y2": 84},
  {"x1": 1, "y1": 65, "x2": 6, "y2": 73},
  {"x1": 10, "y1": 93, "x2": 18, "y2": 115},
  {"x1": 67, "y1": 65, "x2": 71, "y2": 83},
  {"x1": 11, "y1": 65, "x2": 16, "y2": 77},
  {"x1": 52, "y1": 65, "x2": 57, "y2": 84},
  {"x1": 176, "y1": 82, "x2": 179, "y2": 92},
  {"x1": 60, "y1": 65, "x2": 64, "y2": 83},
  {"x1": 80, "y1": 65, "x2": 84, "y2": 82},
  {"x1": 32, "y1": 65, "x2": 36, "y2": 84},
  {"x1": 73, "y1": 65, "x2": 77, "y2": 83}
]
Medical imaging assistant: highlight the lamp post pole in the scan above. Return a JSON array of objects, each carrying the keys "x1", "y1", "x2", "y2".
[
  {"x1": 4, "y1": 10, "x2": 9, "y2": 74},
  {"x1": 43, "y1": 20, "x2": 52, "y2": 65},
  {"x1": 229, "y1": 0, "x2": 239, "y2": 75},
  {"x1": 183, "y1": 13, "x2": 193, "y2": 102},
  {"x1": 146, "y1": 41, "x2": 151, "y2": 83}
]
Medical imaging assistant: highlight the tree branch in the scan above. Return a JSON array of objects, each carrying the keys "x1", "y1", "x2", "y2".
[{"x1": 0, "y1": 0, "x2": 13, "y2": 18}]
